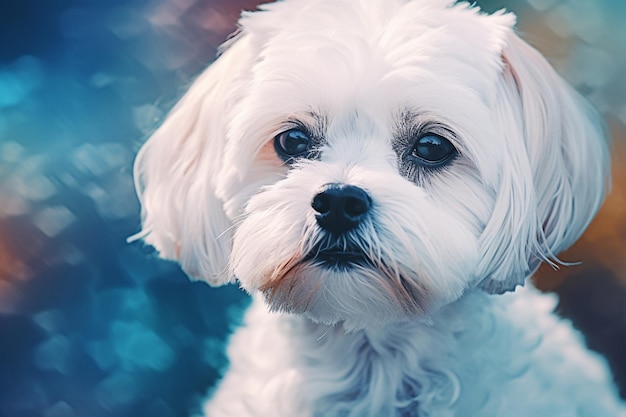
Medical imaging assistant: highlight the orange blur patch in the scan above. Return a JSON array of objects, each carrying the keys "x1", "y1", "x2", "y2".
[
  {"x1": 0, "y1": 225, "x2": 27, "y2": 313},
  {"x1": 0, "y1": 226, "x2": 25, "y2": 281}
]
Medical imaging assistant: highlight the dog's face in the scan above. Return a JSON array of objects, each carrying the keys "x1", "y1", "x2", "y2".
[{"x1": 134, "y1": 0, "x2": 609, "y2": 330}]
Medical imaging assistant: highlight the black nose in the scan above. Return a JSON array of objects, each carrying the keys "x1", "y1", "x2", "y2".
[{"x1": 311, "y1": 183, "x2": 372, "y2": 234}]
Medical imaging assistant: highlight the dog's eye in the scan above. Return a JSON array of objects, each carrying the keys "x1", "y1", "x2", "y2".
[
  {"x1": 409, "y1": 134, "x2": 456, "y2": 166},
  {"x1": 274, "y1": 129, "x2": 313, "y2": 161}
]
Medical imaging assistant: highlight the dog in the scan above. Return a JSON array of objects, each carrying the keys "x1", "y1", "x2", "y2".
[{"x1": 132, "y1": 0, "x2": 626, "y2": 415}]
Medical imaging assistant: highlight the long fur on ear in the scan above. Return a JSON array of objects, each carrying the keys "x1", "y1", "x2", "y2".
[
  {"x1": 132, "y1": 34, "x2": 255, "y2": 286},
  {"x1": 478, "y1": 31, "x2": 610, "y2": 293}
]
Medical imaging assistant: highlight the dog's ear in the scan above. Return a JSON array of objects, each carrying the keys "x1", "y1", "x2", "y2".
[
  {"x1": 478, "y1": 31, "x2": 610, "y2": 293},
  {"x1": 132, "y1": 34, "x2": 256, "y2": 286}
]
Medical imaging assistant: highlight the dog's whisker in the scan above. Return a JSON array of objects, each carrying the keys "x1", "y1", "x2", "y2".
[
  {"x1": 215, "y1": 220, "x2": 243, "y2": 241},
  {"x1": 316, "y1": 328, "x2": 331, "y2": 342}
]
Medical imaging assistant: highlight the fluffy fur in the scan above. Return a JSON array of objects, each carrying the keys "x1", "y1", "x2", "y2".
[{"x1": 132, "y1": 0, "x2": 625, "y2": 415}]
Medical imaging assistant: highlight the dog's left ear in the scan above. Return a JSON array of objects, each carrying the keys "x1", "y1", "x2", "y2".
[
  {"x1": 478, "y1": 29, "x2": 610, "y2": 293},
  {"x1": 132, "y1": 34, "x2": 257, "y2": 286}
]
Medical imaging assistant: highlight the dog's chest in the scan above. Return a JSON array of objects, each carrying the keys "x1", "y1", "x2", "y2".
[
  {"x1": 293, "y1": 302, "x2": 505, "y2": 416},
  {"x1": 205, "y1": 291, "x2": 625, "y2": 417}
]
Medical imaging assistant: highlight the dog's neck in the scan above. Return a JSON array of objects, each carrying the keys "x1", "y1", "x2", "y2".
[
  {"x1": 300, "y1": 289, "x2": 503, "y2": 354},
  {"x1": 284, "y1": 288, "x2": 544, "y2": 416}
]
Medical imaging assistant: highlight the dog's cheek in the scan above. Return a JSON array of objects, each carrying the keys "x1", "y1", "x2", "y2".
[
  {"x1": 216, "y1": 140, "x2": 289, "y2": 219},
  {"x1": 229, "y1": 187, "x2": 314, "y2": 291},
  {"x1": 259, "y1": 263, "x2": 324, "y2": 315},
  {"x1": 230, "y1": 216, "x2": 301, "y2": 291}
]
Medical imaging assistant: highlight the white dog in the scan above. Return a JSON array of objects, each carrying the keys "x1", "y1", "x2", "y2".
[{"x1": 132, "y1": 0, "x2": 626, "y2": 415}]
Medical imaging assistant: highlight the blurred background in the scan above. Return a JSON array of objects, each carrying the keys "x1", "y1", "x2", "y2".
[{"x1": 0, "y1": 0, "x2": 624, "y2": 416}]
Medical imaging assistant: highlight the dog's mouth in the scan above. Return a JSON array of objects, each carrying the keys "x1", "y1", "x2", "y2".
[{"x1": 304, "y1": 245, "x2": 371, "y2": 270}]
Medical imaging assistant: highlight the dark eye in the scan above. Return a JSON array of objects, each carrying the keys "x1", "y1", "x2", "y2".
[
  {"x1": 409, "y1": 134, "x2": 456, "y2": 166},
  {"x1": 274, "y1": 129, "x2": 313, "y2": 162}
]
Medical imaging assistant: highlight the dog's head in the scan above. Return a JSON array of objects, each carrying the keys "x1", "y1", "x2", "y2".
[{"x1": 133, "y1": 0, "x2": 609, "y2": 330}]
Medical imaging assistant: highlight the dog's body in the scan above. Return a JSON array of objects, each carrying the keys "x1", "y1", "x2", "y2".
[
  {"x1": 206, "y1": 289, "x2": 624, "y2": 417},
  {"x1": 132, "y1": 0, "x2": 626, "y2": 415}
]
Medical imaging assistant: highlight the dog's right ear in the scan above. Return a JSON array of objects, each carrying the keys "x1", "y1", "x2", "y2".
[{"x1": 132, "y1": 33, "x2": 256, "y2": 286}]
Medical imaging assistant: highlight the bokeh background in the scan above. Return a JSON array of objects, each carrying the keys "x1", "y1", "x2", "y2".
[{"x1": 0, "y1": 1, "x2": 624, "y2": 416}]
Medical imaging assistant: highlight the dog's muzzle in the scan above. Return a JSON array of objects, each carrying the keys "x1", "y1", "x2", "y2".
[{"x1": 307, "y1": 183, "x2": 373, "y2": 270}]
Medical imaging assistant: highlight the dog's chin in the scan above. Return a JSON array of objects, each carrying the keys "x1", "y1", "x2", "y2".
[{"x1": 254, "y1": 256, "x2": 438, "y2": 331}]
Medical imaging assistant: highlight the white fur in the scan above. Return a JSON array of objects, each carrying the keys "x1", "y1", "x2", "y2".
[{"x1": 133, "y1": 0, "x2": 623, "y2": 415}]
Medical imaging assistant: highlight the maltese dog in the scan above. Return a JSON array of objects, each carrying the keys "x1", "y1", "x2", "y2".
[{"x1": 132, "y1": 0, "x2": 625, "y2": 415}]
